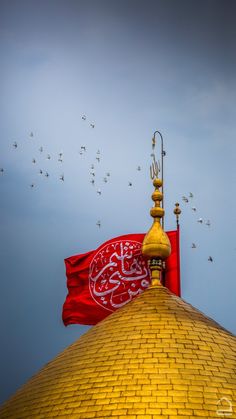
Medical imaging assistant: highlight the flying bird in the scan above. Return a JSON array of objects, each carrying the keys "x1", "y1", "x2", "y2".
[
  {"x1": 90, "y1": 171, "x2": 95, "y2": 177},
  {"x1": 128, "y1": 182, "x2": 132, "y2": 187},
  {"x1": 137, "y1": 166, "x2": 141, "y2": 171},
  {"x1": 90, "y1": 179, "x2": 95, "y2": 185},
  {"x1": 96, "y1": 157, "x2": 100, "y2": 163},
  {"x1": 39, "y1": 169, "x2": 43, "y2": 175},
  {"x1": 197, "y1": 218, "x2": 203, "y2": 223},
  {"x1": 82, "y1": 115, "x2": 86, "y2": 120},
  {"x1": 91, "y1": 164, "x2": 94, "y2": 170},
  {"x1": 29, "y1": 132, "x2": 34, "y2": 138},
  {"x1": 32, "y1": 158, "x2": 36, "y2": 164},
  {"x1": 45, "y1": 172, "x2": 49, "y2": 178},
  {"x1": 106, "y1": 172, "x2": 110, "y2": 177},
  {"x1": 90, "y1": 124, "x2": 95, "y2": 128},
  {"x1": 60, "y1": 174, "x2": 64, "y2": 181},
  {"x1": 97, "y1": 189, "x2": 101, "y2": 195},
  {"x1": 191, "y1": 243, "x2": 196, "y2": 249},
  {"x1": 103, "y1": 177, "x2": 108, "y2": 183},
  {"x1": 30, "y1": 183, "x2": 35, "y2": 188},
  {"x1": 81, "y1": 146, "x2": 86, "y2": 152},
  {"x1": 208, "y1": 256, "x2": 213, "y2": 262},
  {"x1": 189, "y1": 192, "x2": 193, "y2": 198},
  {"x1": 182, "y1": 196, "x2": 188, "y2": 203},
  {"x1": 191, "y1": 207, "x2": 197, "y2": 212},
  {"x1": 47, "y1": 154, "x2": 51, "y2": 160},
  {"x1": 0, "y1": 168, "x2": 4, "y2": 174},
  {"x1": 39, "y1": 146, "x2": 43, "y2": 153},
  {"x1": 13, "y1": 141, "x2": 18, "y2": 148},
  {"x1": 96, "y1": 220, "x2": 101, "y2": 228},
  {"x1": 206, "y1": 220, "x2": 211, "y2": 227}
]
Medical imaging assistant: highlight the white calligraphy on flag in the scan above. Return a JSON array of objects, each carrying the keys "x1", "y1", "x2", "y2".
[{"x1": 89, "y1": 240, "x2": 150, "y2": 311}]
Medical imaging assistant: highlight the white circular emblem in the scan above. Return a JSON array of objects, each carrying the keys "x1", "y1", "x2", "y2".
[{"x1": 89, "y1": 240, "x2": 150, "y2": 311}]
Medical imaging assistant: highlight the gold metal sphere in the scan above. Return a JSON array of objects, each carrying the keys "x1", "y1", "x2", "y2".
[{"x1": 153, "y1": 178, "x2": 162, "y2": 188}]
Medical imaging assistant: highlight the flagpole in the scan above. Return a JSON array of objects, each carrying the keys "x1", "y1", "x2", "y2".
[{"x1": 174, "y1": 203, "x2": 181, "y2": 296}]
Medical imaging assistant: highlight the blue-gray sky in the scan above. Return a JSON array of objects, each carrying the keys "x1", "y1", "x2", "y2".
[{"x1": 0, "y1": 0, "x2": 236, "y2": 404}]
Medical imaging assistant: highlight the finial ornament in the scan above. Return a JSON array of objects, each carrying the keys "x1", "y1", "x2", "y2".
[
  {"x1": 174, "y1": 202, "x2": 181, "y2": 228},
  {"x1": 142, "y1": 131, "x2": 171, "y2": 287}
]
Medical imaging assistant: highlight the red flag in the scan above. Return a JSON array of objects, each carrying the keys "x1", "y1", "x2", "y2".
[{"x1": 62, "y1": 231, "x2": 180, "y2": 326}]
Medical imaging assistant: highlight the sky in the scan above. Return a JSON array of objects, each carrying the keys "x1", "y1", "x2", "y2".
[{"x1": 0, "y1": 0, "x2": 236, "y2": 404}]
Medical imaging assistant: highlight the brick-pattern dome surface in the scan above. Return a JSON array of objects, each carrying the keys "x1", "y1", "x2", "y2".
[{"x1": 1, "y1": 286, "x2": 236, "y2": 418}]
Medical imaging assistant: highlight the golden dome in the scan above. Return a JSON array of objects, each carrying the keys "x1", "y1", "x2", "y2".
[{"x1": 1, "y1": 286, "x2": 236, "y2": 418}]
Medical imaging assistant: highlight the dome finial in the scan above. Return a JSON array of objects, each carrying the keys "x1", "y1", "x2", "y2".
[
  {"x1": 174, "y1": 202, "x2": 181, "y2": 228},
  {"x1": 142, "y1": 131, "x2": 171, "y2": 287}
]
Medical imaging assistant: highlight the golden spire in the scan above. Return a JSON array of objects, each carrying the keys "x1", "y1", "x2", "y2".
[{"x1": 142, "y1": 131, "x2": 171, "y2": 287}]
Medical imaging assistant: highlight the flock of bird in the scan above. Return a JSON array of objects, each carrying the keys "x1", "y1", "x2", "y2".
[
  {"x1": 0, "y1": 115, "x2": 144, "y2": 230},
  {"x1": 181, "y1": 192, "x2": 213, "y2": 262},
  {"x1": 0, "y1": 120, "x2": 215, "y2": 263},
  {"x1": 1, "y1": 132, "x2": 65, "y2": 188}
]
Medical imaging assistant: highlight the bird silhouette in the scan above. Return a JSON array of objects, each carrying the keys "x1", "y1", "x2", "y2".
[
  {"x1": 13, "y1": 142, "x2": 18, "y2": 148},
  {"x1": 60, "y1": 174, "x2": 64, "y2": 181},
  {"x1": 197, "y1": 218, "x2": 203, "y2": 223},
  {"x1": 191, "y1": 243, "x2": 196, "y2": 249},
  {"x1": 82, "y1": 115, "x2": 86, "y2": 120},
  {"x1": 90, "y1": 124, "x2": 95, "y2": 128},
  {"x1": 96, "y1": 220, "x2": 101, "y2": 228},
  {"x1": 208, "y1": 256, "x2": 213, "y2": 262}
]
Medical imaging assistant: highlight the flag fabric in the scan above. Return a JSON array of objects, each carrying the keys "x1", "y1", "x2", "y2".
[{"x1": 62, "y1": 231, "x2": 180, "y2": 326}]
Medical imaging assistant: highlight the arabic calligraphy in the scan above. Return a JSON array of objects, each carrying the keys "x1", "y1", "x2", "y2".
[{"x1": 89, "y1": 240, "x2": 150, "y2": 311}]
